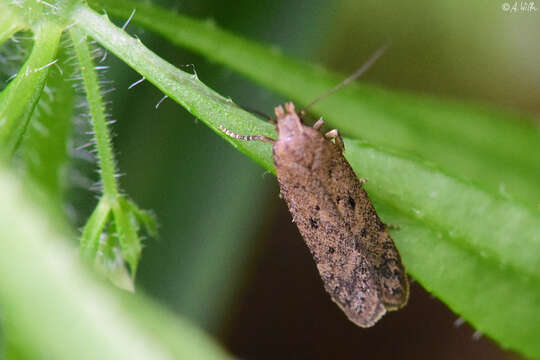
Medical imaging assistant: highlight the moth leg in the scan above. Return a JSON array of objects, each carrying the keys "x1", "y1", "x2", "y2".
[
  {"x1": 325, "y1": 129, "x2": 345, "y2": 152},
  {"x1": 385, "y1": 223, "x2": 401, "y2": 230},
  {"x1": 219, "y1": 125, "x2": 276, "y2": 144},
  {"x1": 313, "y1": 118, "x2": 324, "y2": 130}
]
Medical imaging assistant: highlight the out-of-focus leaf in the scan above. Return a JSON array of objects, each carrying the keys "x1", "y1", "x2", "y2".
[{"x1": 0, "y1": 164, "x2": 231, "y2": 360}]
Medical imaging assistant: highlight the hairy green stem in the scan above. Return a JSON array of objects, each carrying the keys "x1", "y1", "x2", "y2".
[
  {"x1": 69, "y1": 26, "x2": 119, "y2": 199},
  {"x1": 71, "y1": 25, "x2": 146, "y2": 275}
]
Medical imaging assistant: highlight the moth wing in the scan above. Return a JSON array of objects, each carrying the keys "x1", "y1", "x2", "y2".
[
  {"x1": 320, "y1": 145, "x2": 410, "y2": 311},
  {"x1": 317, "y1": 251, "x2": 386, "y2": 328}
]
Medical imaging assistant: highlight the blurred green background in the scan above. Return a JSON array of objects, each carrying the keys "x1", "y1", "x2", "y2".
[{"x1": 77, "y1": 0, "x2": 538, "y2": 358}]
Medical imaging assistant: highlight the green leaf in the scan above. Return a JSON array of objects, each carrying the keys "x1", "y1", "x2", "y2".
[
  {"x1": 345, "y1": 140, "x2": 540, "y2": 281},
  {"x1": 80, "y1": 197, "x2": 111, "y2": 263},
  {"x1": 344, "y1": 140, "x2": 540, "y2": 353},
  {"x1": 94, "y1": 227, "x2": 135, "y2": 292},
  {"x1": 111, "y1": 196, "x2": 143, "y2": 277},
  {"x1": 382, "y1": 205, "x2": 540, "y2": 357},
  {"x1": 80, "y1": 196, "x2": 151, "y2": 291},
  {"x1": 125, "y1": 198, "x2": 158, "y2": 239},
  {"x1": 0, "y1": 21, "x2": 63, "y2": 157},
  {"x1": 71, "y1": 3, "x2": 540, "y2": 358},
  {"x1": 118, "y1": 291, "x2": 233, "y2": 360},
  {"x1": 0, "y1": 165, "x2": 231, "y2": 360},
  {"x1": 80, "y1": 198, "x2": 134, "y2": 291}
]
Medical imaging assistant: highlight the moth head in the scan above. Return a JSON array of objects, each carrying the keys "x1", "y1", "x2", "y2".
[{"x1": 274, "y1": 102, "x2": 303, "y2": 138}]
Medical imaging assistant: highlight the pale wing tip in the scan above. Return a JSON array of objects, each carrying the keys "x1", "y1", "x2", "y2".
[{"x1": 347, "y1": 301, "x2": 387, "y2": 328}]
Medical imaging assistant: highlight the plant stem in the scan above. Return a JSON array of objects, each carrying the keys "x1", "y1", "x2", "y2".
[
  {"x1": 71, "y1": 4, "x2": 276, "y2": 171},
  {"x1": 69, "y1": 26, "x2": 119, "y2": 200},
  {"x1": 71, "y1": 25, "x2": 147, "y2": 275}
]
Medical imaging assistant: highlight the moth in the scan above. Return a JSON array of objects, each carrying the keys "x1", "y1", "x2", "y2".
[
  {"x1": 219, "y1": 47, "x2": 409, "y2": 327},
  {"x1": 219, "y1": 102, "x2": 408, "y2": 326}
]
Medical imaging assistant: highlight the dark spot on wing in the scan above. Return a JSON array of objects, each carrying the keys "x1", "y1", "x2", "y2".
[
  {"x1": 383, "y1": 241, "x2": 394, "y2": 249},
  {"x1": 328, "y1": 246, "x2": 335, "y2": 254},
  {"x1": 348, "y1": 195, "x2": 356, "y2": 210},
  {"x1": 379, "y1": 264, "x2": 393, "y2": 279},
  {"x1": 354, "y1": 238, "x2": 362, "y2": 252},
  {"x1": 391, "y1": 287, "x2": 403, "y2": 295},
  {"x1": 309, "y1": 218, "x2": 319, "y2": 229}
]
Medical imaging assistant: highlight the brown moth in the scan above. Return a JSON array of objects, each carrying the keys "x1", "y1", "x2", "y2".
[{"x1": 219, "y1": 102, "x2": 409, "y2": 327}]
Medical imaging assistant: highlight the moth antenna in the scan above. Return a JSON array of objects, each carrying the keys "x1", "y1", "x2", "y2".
[
  {"x1": 302, "y1": 43, "x2": 389, "y2": 114},
  {"x1": 219, "y1": 125, "x2": 275, "y2": 144},
  {"x1": 239, "y1": 104, "x2": 275, "y2": 123}
]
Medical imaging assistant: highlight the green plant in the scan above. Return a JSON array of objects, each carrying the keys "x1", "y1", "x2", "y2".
[{"x1": 1, "y1": 0, "x2": 539, "y2": 358}]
